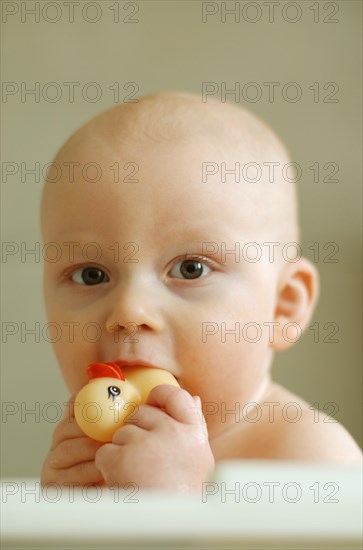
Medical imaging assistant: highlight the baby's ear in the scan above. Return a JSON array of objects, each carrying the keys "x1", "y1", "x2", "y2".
[{"x1": 271, "y1": 257, "x2": 319, "y2": 351}]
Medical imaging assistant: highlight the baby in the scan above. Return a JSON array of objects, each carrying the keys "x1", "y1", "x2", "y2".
[{"x1": 40, "y1": 91, "x2": 362, "y2": 492}]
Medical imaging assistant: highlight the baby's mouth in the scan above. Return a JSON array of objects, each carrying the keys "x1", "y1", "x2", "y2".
[
  {"x1": 113, "y1": 358, "x2": 180, "y2": 385},
  {"x1": 114, "y1": 359, "x2": 160, "y2": 369}
]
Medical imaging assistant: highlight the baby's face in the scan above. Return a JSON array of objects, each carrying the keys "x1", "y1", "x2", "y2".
[{"x1": 42, "y1": 131, "x2": 284, "y2": 438}]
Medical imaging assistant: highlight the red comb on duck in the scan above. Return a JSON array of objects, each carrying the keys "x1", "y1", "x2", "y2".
[{"x1": 87, "y1": 362, "x2": 126, "y2": 381}]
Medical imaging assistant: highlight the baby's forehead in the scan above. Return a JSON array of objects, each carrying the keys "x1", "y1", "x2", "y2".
[{"x1": 43, "y1": 93, "x2": 298, "y2": 243}]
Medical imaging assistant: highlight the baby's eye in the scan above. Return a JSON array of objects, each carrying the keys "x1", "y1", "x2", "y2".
[
  {"x1": 169, "y1": 258, "x2": 212, "y2": 280},
  {"x1": 71, "y1": 267, "x2": 110, "y2": 286}
]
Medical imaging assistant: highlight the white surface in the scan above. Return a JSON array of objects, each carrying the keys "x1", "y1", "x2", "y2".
[{"x1": 1, "y1": 460, "x2": 362, "y2": 549}]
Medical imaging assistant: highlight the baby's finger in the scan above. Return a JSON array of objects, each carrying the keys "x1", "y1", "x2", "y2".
[
  {"x1": 112, "y1": 405, "x2": 165, "y2": 441},
  {"x1": 145, "y1": 385, "x2": 200, "y2": 425},
  {"x1": 51, "y1": 398, "x2": 89, "y2": 449},
  {"x1": 43, "y1": 460, "x2": 105, "y2": 487},
  {"x1": 48, "y1": 436, "x2": 104, "y2": 469},
  {"x1": 192, "y1": 395, "x2": 207, "y2": 426},
  {"x1": 94, "y1": 443, "x2": 118, "y2": 482},
  {"x1": 51, "y1": 417, "x2": 86, "y2": 449}
]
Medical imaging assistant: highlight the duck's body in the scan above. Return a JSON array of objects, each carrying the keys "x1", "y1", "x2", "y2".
[{"x1": 121, "y1": 365, "x2": 179, "y2": 401}]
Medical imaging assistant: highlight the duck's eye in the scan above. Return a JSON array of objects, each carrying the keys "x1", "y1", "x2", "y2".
[
  {"x1": 108, "y1": 386, "x2": 121, "y2": 400},
  {"x1": 72, "y1": 267, "x2": 109, "y2": 286},
  {"x1": 169, "y1": 259, "x2": 211, "y2": 280}
]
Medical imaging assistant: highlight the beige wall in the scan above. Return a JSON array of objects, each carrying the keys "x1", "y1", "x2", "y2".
[{"x1": 1, "y1": 0, "x2": 362, "y2": 477}]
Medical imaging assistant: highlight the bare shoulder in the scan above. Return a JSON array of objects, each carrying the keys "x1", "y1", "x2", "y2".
[{"x1": 261, "y1": 383, "x2": 362, "y2": 465}]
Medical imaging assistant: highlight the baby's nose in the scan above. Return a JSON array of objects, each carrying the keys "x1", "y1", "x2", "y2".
[{"x1": 105, "y1": 279, "x2": 165, "y2": 335}]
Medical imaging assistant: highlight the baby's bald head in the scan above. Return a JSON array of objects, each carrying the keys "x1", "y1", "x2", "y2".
[{"x1": 41, "y1": 91, "x2": 299, "y2": 245}]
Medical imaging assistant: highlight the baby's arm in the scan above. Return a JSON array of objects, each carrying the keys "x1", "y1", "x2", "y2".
[
  {"x1": 41, "y1": 395, "x2": 105, "y2": 487},
  {"x1": 95, "y1": 385, "x2": 215, "y2": 492}
]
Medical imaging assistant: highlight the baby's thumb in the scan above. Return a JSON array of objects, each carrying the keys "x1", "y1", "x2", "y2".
[
  {"x1": 193, "y1": 395, "x2": 202, "y2": 409},
  {"x1": 192, "y1": 395, "x2": 207, "y2": 427}
]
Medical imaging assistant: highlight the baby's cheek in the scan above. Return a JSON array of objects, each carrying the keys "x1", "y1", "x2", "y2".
[{"x1": 51, "y1": 336, "x2": 91, "y2": 393}]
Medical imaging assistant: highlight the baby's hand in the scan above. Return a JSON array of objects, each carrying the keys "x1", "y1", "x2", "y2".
[
  {"x1": 95, "y1": 385, "x2": 215, "y2": 492},
  {"x1": 41, "y1": 395, "x2": 105, "y2": 488}
]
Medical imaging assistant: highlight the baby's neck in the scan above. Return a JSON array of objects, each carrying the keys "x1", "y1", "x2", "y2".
[{"x1": 209, "y1": 375, "x2": 274, "y2": 460}]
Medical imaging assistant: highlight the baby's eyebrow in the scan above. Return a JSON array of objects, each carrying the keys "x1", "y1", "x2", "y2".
[
  {"x1": 47, "y1": 222, "x2": 247, "y2": 257},
  {"x1": 42, "y1": 237, "x2": 111, "y2": 263}
]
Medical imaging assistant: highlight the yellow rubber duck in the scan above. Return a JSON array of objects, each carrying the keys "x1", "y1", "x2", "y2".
[{"x1": 74, "y1": 361, "x2": 179, "y2": 442}]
